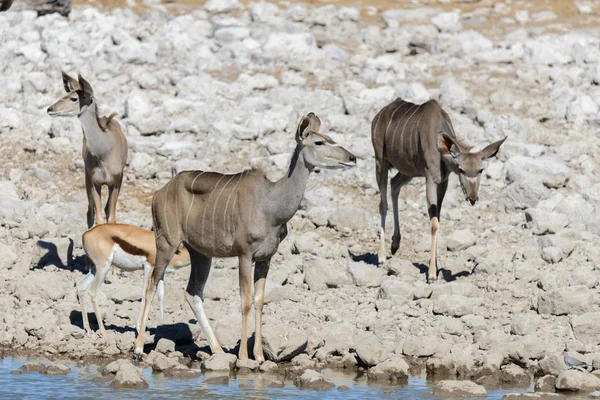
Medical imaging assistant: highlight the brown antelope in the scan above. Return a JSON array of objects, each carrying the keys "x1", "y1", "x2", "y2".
[
  {"x1": 372, "y1": 99, "x2": 506, "y2": 282},
  {"x1": 133, "y1": 112, "x2": 356, "y2": 361},
  {"x1": 47, "y1": 72, "x2": 127, "y2": 230},
  {"x1": 79, "y1": 223, "x2": 190, "y2": 338}
]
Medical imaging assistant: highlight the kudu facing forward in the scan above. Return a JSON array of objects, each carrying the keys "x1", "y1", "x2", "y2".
[
  {"x1": 372, "y1": 99, "x2": 506, "y2": 282},
  {"x1": 47, "y1": 73, "x2": 127, "y2": 229},
  {"x1": 133, "y1": 113, "x2": 356, "y2": 361},
  {"x1": 80, "y1": 224, "x2": 190, "y2": 338}
]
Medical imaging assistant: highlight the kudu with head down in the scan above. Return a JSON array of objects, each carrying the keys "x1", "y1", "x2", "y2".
[
  {"x1": 47, "y1": 72, "x2": 128, "y2": 229},
  {"x1": 372, "y1": 99, "x2": 506, "y2": 282},
  {"x1": 133, "y1": 113, "x2": 356, "y2": 361}
]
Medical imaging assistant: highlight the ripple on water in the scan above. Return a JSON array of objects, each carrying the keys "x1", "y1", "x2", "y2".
[{"x1": 0, "y1": 356, "x2": 585, "y2": 400}]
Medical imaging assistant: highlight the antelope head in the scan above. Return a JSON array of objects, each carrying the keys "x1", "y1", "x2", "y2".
[
  {"x1": 47, "y1": 72, "x2": 94, "y2": 118},
  {"x1": 438, "y1": 133, "x2": 507, "y2": 206},
  {"x1": 295, "y1": 112, "x2": 357, "y2": 170}
]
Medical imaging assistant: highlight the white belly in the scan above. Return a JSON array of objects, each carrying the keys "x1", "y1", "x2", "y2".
[{"x1": 111, "y1": 244, "x2": 148, "y2": 272}]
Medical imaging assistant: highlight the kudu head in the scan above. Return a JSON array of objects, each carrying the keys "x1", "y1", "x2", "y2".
[
  {"x1": 47, "y1": 72, "x2": 95, "y2": 118},
  {"x1": 295, "y1": 112, "x2": 357, "y2": 170},
  {"x1": 438, "y1": 133, "x2": 506, "y2": 206}
]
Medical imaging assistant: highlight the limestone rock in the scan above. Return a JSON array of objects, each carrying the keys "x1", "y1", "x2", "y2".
[
  {"x1": 433, "y1": 380, "x2": 487, "y2": 397},
  {"x1": 294, "y1": 369, "x2": 335, "y2": 391}
]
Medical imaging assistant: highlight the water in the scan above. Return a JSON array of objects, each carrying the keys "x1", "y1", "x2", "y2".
[{"x1": 0, "y1": 356, "x2": 541, "y2": 399}]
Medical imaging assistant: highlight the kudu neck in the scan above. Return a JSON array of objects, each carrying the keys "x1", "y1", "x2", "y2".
[
  {"x1": 270, "y1": 144, "x2": 312, "y2": 224},
  {"x1": 79, "y1": 103, "x2": 112, "y2": 157}
]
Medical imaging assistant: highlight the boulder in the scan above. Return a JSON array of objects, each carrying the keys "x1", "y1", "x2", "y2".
[
  {"x1": 535, "y1": 375, "x2": 557, "y2": 392},
  {"x1": 539, "y1": 355, "x2": 568, "y2": 377},
  {"x1": 328, "y1": 207, "x2": 368, "y2": 231},
  {"x1": 433, "y1": 294, "x2": 479, "y2": 317},
  {"x1": 500, "y1": 363, "x2": 531, "y2": 386},
  {"x1": 42, "y1": 362, "x2": 70, "y2": 375},
  {"x1": 354, "y1": 332, "x2": 385, "y2": 367},
  {"x1": 555, "y1": 370, "x2": 600, "y2": 391},
  {"x1": 537, "y1": 288, "x2": 595, "y2": 316},
  {"x1": 21, "y1": 362, "x2": 47, "y2": 373},
  {"x1": 294, "y1": 369, "x2": 335, "y2": 391},
  {"x1": 203, "y1": 353, "x2": 237, "y2": 371},
  {"x1": 433, "y1": 380, "x2": 487, "y2": 397},
  {"x1": 109, "y1": 361, "x2": 148, "y2": 389},
  {"x1": 570, "y1": 313, "x2": 600, "y2": 346},
  {"x1": 348, "y1": 262, "x2": 385, "y2": 288},
  {"x1": 146, "y1": 350, "x2": 180, "y2": 372},
  {"x1": 262, "y1": 325, "x2": 308, "y2": 362},
  {"x1": 367, "y1": 356, "x2": 409, "y2": 383},
  {"x1": 403, "y1": 335, "x2": 438, "y2": 357},
  {"x1": 155, "y1": 338, "x2": 176, "y2": 354}
]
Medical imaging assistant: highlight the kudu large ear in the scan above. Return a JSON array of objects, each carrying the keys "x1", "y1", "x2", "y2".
[
  {"x1": 296, "y1": 112, "x2": 321, "y2": 143},
  {"x1": 437, "y1": 132, "x2": 461, "y2": 158},
  {"x1": 77, "y1": 74, "x2": 93, "y2": 96},
  {"x1": 62, "y1": 71, "x2": 79, "y2": 92},
  {"x1": 479, "y1": 136, "x2": 507, "y2": 159}
]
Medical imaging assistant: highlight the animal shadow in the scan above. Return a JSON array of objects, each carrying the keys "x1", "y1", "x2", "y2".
[
  {"x1": 348, "y1": 250, "x2": 379, "y2": 266},
  {"x1": 412, "y1": 262, "x2": 471, "y2": 282},
  {"x1": 34, "y1": 238, "x2": 87, "y2": 272}
]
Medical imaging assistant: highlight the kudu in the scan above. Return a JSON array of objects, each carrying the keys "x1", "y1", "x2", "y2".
[
  {"x1": 372, "y1": 99, "x2": 506, "y2": 282},
  {"x1": 80, "y1": 224, "x2": 190, "y2": 338},
  {"x1": 47, "y1": 72, "x2": 128, "y2": 229},
  {"x1": 133, "y1": 113, "x2": 356, "y2": 361}
]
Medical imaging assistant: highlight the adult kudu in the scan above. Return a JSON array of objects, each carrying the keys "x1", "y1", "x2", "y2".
[
  {"x1": 133, "y1": 113, "x2": 356, "y2": 361},
  {"x1": 372, "y1": 98, "x2": 506, "y2": 283},
  {"x1": 47, "y1": 73, "x2": 127, "y2": 229}
]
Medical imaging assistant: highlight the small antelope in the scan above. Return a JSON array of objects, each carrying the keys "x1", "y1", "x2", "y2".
[
  {"x1": 133, "y1": 112, "x2": 356, "y2": 361},
  {"x1": 372, "y1": 99, "x2": 506, "y2": 282},
  {"x1": 79, "y1": 223, "x2": 190, "y2": 338},
  {"x1": 47, "y1": 72, "x2": 127, "y2": 229}
]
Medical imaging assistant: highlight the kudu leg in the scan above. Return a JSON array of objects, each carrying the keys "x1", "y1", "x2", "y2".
[
  {"x1": 426, "y1": 180, "x2": 440, "y2": 283},
  {"x1": 253, "y1": 258, "x2": 271, "y2": 362},
  {"x1": 133, "y1": 238, "x2": 176, "y2": 359},
  {"x1": 91, "y1": 183, "x2": 103, "y2": 226},
  {"x1": 390, "y1": 172, "x2": 412, "y2": 256},
  {"x1": 238, "y1": 255, "x2": 253, "y2": 360},
  {"x1": 85, "y1": 175, "x2": 94, "y2": 229},
  {"x1": 377, "y1": 160, "x2": 390, "y2": 264},
  {"x1": 105, "y1": 181, "x2": 121, "y2": 224},
  {"x1": 184, "y1": 249, "x2": 222, "y2": 354}
]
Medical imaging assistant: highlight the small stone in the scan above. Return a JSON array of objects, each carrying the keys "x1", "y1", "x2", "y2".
[
  {"x1": 535, "y1": 375, "x2": 556, "y2": 392},
  {"x1": 433, "y1": 380, "x2": 487, "y2": 397},
  {"x1": 338, "y1": 385, "x2": 350, "y2": 391},
  {"x1": 204, "y1": 353, "x2": 237, "y2": 371},
  {"x1": 155, "y1": 338, "x2": 176, "y2": 354},
  {"x1": 10, "y1": 369, "x2": 22, "y2": 375},
  {"x1": 42, "y1": 362, "x2": 70, "y2": 375},
  {"x1": 446, "y1": 229, "x2": 477, "y2": 251},
  {"x1": 294, "y1": 369, "x2": 335, "y2": 391},
  {"x1": 21, "y1": 362, "x2": 47, "y2": 373},
  {"x1": 204, "y1": 375, "x2": 229, "y2": 384},
  {"x1": 260, "y1": 360, "x2": 278, "y2": 373},
  {"x1": 555, "y1": 369, "x2": 600, "y2": 391},
  {"x1": 236, "y1": 358, "x2": 259, "y2": 373},
  {"x1": 110, "y1": 362, "x2": 149, "y2": 389},
  {"x1": 367, "y1": 356, "x2": 409, "y2": 383}
]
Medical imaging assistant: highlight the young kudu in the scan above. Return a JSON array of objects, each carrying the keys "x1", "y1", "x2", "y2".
[
  {"x1": 80, "y1": 224, "x2": 190, "y2": 338},
  {"x1": 133, "y1": 113, "x2": 356, "y2": 361},
  {"x1": 47, "y1": 73, "x2": 128, "y2": 229},
  {"x1": 372, "y1": 99, "x2": 506, "y2": 282}
]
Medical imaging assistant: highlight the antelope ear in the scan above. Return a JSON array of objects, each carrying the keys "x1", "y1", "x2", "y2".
[
  {"x1": 296, "y1": 112, "x2": 320, "y2": 142},
  {"x1": 77, "y1": 74, "x2": 93, "y2": 96},
  {"x1": 437, "y1": 132, "x2": 460, "y2": 158},
  {"x1": 62, "y1": 71, "x2": 79, "y2": 92},
  {"x1": 479, "y1": 136, "x2": 507, "y2": 159}
]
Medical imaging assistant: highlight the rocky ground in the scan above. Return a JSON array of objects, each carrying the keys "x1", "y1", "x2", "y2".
[{"x1": 1, "y1": 0, "x2": 600, "y2": 395}]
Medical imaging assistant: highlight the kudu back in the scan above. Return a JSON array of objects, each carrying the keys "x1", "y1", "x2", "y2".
[{"x1": 372, "y1": 98, "x2": 506, "y2": 282}]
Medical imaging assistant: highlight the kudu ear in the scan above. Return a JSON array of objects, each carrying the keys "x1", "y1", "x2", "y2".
[
  {"x1": 77, "y1": 74, "x2": 93, "y2": 96},
  {"x1": 479, "y1": 136, "x2": 507, "y2": 159},
  {"x1": 296, "y1": 112, "x2": 321, "y2": 143},
  {"x1": 62, "y1": 71, "x2": 79, "y2": 92},
  {"x1": 437, "y1": 132, "x2": 461, "y2": 158}
]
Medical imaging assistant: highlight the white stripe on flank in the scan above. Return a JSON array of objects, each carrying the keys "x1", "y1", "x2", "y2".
[
  {"x1": 201, "y1": 174, "x2": 227, "y2": 241},
  {"x1": 223, "y1": 172, "x2": 245, "y2": 243},
  {"x1": 163, "y1": 180, "x2": 172, "y2": 237},
  {"x1": 386, "y1": 101, "x2": 408, "y2": 144},
  {"x1": 410, "y1": 105, "x2": 426, "y2": 160},
  {"x1": 185, "y1": 171, "x2": 205, "y2": 241},
  {"x1": 396, "y1": 104, "x2": 421, "y2": 151},
  {"x1": 390, "y1": 103, "x2": 416, "y2": 151},
  {"x1": 211, "y1": 174, "x2": 237, "y2": 249}
]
